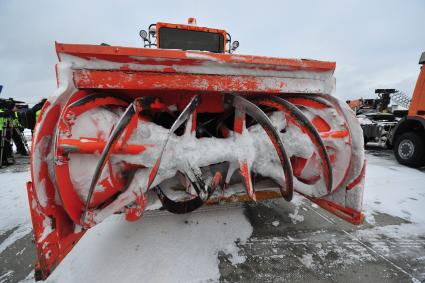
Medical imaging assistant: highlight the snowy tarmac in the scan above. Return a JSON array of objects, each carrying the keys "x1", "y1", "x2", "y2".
[{"x1": 1, "y1": 149, "x2": 425, "y2": 283}]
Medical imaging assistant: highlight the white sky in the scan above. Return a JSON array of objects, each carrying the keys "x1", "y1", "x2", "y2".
[{"x1": 0, "y1": 0, "x2": 424, "y2": 103}]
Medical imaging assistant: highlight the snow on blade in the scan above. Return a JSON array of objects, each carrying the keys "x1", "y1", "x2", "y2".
[{"x1": 65, "y1": 107, "x2": 321, "y2": 224}]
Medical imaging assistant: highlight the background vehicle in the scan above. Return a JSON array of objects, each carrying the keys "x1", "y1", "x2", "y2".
[{"x1": 348, "y1": 52, "x2": 425, "y2": 168}]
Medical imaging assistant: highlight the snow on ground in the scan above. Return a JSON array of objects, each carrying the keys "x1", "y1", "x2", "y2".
[
  {"x1": 0, "y1": 171, "x2": 31, "y2": 233},
  {"x1": 46, "y1": 205, "x2": 252, "y2": 283},
  {"x1": 0, "y1": 170, "x2": 32, "y2": 254},
  {"x1": 356, "y1": 152, "x2": 425, "y2": 262},
  {"x1": 364, "y1": 153, "x2": 425, "y2": 224}
]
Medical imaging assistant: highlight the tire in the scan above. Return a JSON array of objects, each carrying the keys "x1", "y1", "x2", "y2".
[{"x1": 394, "y1": 132, "x2": 425, "y2": 168}]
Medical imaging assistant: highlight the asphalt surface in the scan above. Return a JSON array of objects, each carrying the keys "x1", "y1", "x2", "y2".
[
  {"x1": 1, "y1": 149, "x2": 425, "y2": 283},
  {"x1": 219, "y1": 200, "x2": 422, "y2": 282}
]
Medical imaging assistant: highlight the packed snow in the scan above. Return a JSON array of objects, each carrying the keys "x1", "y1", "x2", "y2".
[
  {"x1": 363, "y1": 154, "x2": 425, "y2": 224},
  {"x1": 45, "y1": 205, "x2": 252, "y2": 283},
  {"x1": 0, "y1": 171, "x2": 32, "y2": 254}
]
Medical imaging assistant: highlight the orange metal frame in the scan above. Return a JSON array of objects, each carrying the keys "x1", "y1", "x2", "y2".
[{"x1": 55, "y1": 42, "x2": 336, "y2": 73}]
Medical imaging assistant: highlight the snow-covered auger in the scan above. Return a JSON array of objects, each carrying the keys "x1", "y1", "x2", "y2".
[{"x1": 27, "y1": 19, "x2": 365, "y2": 280}]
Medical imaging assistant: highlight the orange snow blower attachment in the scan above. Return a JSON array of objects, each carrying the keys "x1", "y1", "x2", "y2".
[{"x1": 27, "y1": 19, "x2": 365, "y2": 280}]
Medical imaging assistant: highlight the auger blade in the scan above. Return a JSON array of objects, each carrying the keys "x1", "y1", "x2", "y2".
[
  {"x1": 184, "y1": 111, "x2": 197, "y2": 137},
  {"x1": 156, "y1": 171, "x2": 220, "y2": 214},
  {"x1": 233, "y1": 107, "x2": 256, "y2": 200},
  {"x1": 184, "y1": 164, "x2": 209, "y2": 200},
  {"x1": 239, "y1": 160, "x2": 256, "y2": 201},
  {"x1": 149, "y1": 95, "x2": 217, "y2": 213},
  {"x1": 66, "y1": 92, "x2": 130, "y2": 109},
  {"x1": 225, "y1": 93, "x2": 294, "y2": 201},
  {"x1": 81, "y1": 96, "x2": 158, "y2": 225},
  {"x1": 156, "y1": 164, "x2": 226, "y2": 214},
  {"x1": 81, "y1": 103, "x2": 136, "y2": 224},
  {"x1": 251, "y1": 95, "x2": 333, "y2": 194},
  {"x1": 146, "y1": 95, "x2": 201, "y2": 190},
  {"x1": 279, "y1": 94, "x2": 333, "y2": 108},
  {"x1": 156, "y1": 188, "x2": 204, "y2": 214}
]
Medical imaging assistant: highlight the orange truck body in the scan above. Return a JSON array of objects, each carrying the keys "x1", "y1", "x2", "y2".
[
  {"x1": 388, "y1": 52, "x2": 425, "y2": 167},
  {"x1": 408, "y1": 53, "x2": 425, "y2": 118}
]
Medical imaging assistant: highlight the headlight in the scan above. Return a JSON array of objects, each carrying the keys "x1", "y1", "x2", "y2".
[{"x1": 139, "y1": 30, "x2": 148, "y2": 40}]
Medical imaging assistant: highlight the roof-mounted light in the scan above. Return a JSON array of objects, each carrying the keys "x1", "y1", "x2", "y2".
[
  {"x1": 139, "y1": 30, "x2": 148, "y2": 40},
  {"x1": 231, "y1": 40, "x2": 239, "y2": 53},
  {"x1": 188, "y1": 17, "x2": 197, "y2": 26}
]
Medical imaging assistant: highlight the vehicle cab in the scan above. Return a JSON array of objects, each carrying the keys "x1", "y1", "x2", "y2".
[{"x1": 139, "y1": 18, "x2": 239, "y2": 54}]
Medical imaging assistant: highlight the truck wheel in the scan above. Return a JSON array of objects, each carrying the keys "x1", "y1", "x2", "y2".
[{"x1": 394, "y1": 132, "x2": 425, "y2": 168}]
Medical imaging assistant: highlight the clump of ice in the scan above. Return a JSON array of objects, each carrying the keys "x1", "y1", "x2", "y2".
[
  {"x1": 298, "y1": 254, "x2": 314, "y2": 269},
  {"x1": 289, "y1": 206, "x2": 305, "y2": 224}
]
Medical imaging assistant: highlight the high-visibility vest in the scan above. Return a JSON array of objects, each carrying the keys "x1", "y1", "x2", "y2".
[
  {"x1": 0, "y1": 109, "x2": 4, "y2": 131},
  {"x1": 13, "y1": 111, "x2": 21, "y2": 128},
  {"x1": 36, "y1": 110, "x2": 41, "y2": 121}
]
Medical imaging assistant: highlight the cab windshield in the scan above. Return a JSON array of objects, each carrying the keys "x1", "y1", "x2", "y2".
[{"x1": 159, "y1": 27, "x2": 224, "y2": 53}]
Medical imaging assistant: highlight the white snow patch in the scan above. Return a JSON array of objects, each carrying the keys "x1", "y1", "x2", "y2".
[
  {"x1": 364, "y1": 154, "x2": 425, "y2": 224},
  {"x1": 38, "y1": 217, "x2": 53, "y2": 243},
  {"x1": 185, "y1": 52, "x2": 220, "y2": 61},
  {"x1": 46, "y1": 205, "x2": 252, "y2": 283},
  {"x1": 18, "y1": 270, "x2": 35, "y2": 283},
  {"x1": 0, "y1": 171, "x2": 31, "y2": 234},
  {"x1": 0, "y1": 224, "x2": 32, "y2": 254},
  {"x1": 356, "y1": 151, "x2": 425, "y2": 259},
  {"x1": 0, "y1": 270, "x2": 14, "y2": 282},
  {"x1": 298, "y1": 254, "x2": 314, "y2": 269},
  {"x1": 357, "y1": 223, "x2": 425, "y2": 241},
  {"x1": 289, "y1": 206, "x2": 305, "y2": 224}
]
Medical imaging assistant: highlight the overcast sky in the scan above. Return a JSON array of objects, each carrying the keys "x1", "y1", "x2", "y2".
[{"x1": 0, "y1": 0, "x2": 424, "y2": 103}]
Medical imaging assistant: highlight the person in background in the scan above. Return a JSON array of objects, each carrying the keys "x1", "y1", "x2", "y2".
[
  {"x1": 0, "y1": 96, "x2": 47, "y2": 166},
  {"x1": 0, "y1": 101, "x2": 15, "y2": 167},
  {"x1": 18, "y1": 98, "x2": 47, "y2": 133},
  {"x1": 12, "y1": 108, "x2": 29, "y2": 156}
]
